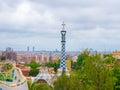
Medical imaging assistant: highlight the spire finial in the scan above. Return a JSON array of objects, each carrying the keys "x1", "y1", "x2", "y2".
[{"x1": 62, "y1": 21, "x2": 66, "y2": 30}]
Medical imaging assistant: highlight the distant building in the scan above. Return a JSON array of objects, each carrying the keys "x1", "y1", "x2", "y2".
[
  {"x1": 112, "y1": 51, "x2": 120, "y2": 64},
  {"x1": 33, "y1": 46, "x2": 35, "y2": 52},
  {"x1": 66, "y1": 59, "x2": 71, "y2": 70},
  {"x1": 0, "y1": 51, "x2": 2, "y2": 57},
  {"x1": 72, "y1": 56, "x2": 78, "y2": 62},
  {"x1": 3, "y1": 50, "x2": 80, "y2": 65},
  {"x1": 16, "y1": 52, "x2": 50, "y2": 64},
  {"x1": 6, "y1": 47, "x2": 13, "y2": 52},
  {"x1": 4, "y1": 47, "x2": 17, "y2": 62},
  {"x1": 16, "y1": 64, "x2": 31, "y2": 76}
]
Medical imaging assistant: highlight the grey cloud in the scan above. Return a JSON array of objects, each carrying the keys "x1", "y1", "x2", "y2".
[{"x1": 0, "y1": 0, "x2": 120, "y2": 50}]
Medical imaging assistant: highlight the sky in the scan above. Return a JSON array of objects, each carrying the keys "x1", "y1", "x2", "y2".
[{"x1": 0, "y1": 0, "x2": 120, "y2": 51}]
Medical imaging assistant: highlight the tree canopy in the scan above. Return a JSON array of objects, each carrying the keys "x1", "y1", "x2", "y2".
[{"x1": 26, "y1": 50, "x2": 120, "y2": 90}]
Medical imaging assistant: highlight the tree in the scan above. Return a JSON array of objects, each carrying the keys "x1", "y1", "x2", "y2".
[
  {"x1": 28, "y1": 81, "x2": 38, "y2": 90},
  {"x1": 28, "y1": 81, "x2": 52, "y2": 90},
  {"x1": 76, "y1": 49, "x2": 90, "y2": 70},
  {"x1": 25, "y1": 61, "x2": 41, "y2": 76},
  {"x1": 54, "y1": 50, "x2": 114, "y2": 90},
  {"x1": 3, "y1": 63, "x2": 13, "y2": 71},
  {"x1": 0, "y1": 56, "x2": 5, "y2": 61},
  {"x1": 103, "y1": 54, "x2": 115, "y2": 64},
  {"x1": 26, "y1": 61, "x2": 41, "y2": 69},
  {"x1": 45, "y1": 60, "x2": 60, "y2": 72},
  {"x1": 29, "y1": 68, "x2": 39, "y2": 76},
  {"x1": 54, "y1": 71, "x2": 81, "y2": 90},
  {"x1": 0, "y1": 74, "x2": 4, "y2": 81},
  {"x1": 34, "y1": 83, "x2": 52, "y2": 90},
  {"x1": 80, "y1": 54, "x2": 114, "y2": 90},
  {"x1": 54, "y1": 71, "x2": 71, "y2": 90},
  {"x1": 112, "y1": 61, "x2": 120, "y2": 90}
]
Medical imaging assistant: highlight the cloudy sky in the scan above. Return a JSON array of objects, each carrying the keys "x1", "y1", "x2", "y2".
[{"x1": 0, "y1": 0, "x2": 120, "y2": 51}]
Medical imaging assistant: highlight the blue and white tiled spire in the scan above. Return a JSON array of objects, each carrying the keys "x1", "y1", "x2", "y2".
[{"x1": 60, "y1": 22, "x2": 66, "y2": 69}]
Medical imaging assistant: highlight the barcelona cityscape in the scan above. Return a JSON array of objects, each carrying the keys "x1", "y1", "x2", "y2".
[{"x1": 0, "y1": 0, "x2": 120, "y2": 90}]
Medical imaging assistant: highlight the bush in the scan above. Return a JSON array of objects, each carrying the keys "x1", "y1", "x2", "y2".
[
  {"x1": 29, "y1": 69, "x2": 39, "y2": 76},
  {"x1": 6, "y1": 79, "x2": 13, "y2": 82}
]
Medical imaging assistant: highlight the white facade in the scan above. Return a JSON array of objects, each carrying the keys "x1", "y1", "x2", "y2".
[{"x1": 34, "y1": 66, "x2": 53, "y2": 86}]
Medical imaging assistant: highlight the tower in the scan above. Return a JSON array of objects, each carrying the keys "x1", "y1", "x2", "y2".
[
  {"x1": 27, "y1": 46, "x2": 29, "y2": 52},
  {"x1": 60, "y1": 22, "x2": 66, "y2": 69},
  {"x1": 57, "y1": 22, "x2": 70, "y2": 76},
  {"x1": 33, "y1": 46, "x2": 35, "y2": 52},
  {"x1": 27, "y1": 46, "x2": 29, "y2": 63}
]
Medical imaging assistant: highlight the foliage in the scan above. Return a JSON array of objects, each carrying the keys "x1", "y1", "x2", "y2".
[
  {"x1": 103, "y1": 54, "x2": 115, "y2": 64},
  {"x1": 112, "y1": 61, "x2": 120, "y2": 89},
  {"x1": 45, "y1": 60, "x2": 60, "y2": 72},
  {"x1": 54, "y1": 72, "x2": 71, "y2": 90},
  {"x1": 26, "y1": 49, "x2": 120, "y2": 90},
  {"x1": 25, "y1": 61, "x2": 41, "y2": 69},
  {"x1": 45, "y1": 62, "x2": 55, "y2": 67},
  {"x1": 0, "y1": 70, "x2": 13, "y2": 81},
  {"x1": 76, "y1": 49, "x2": 90, "y2": 70},
  {"x1": 2, "y1": 63, "x2": 13, "y2": 71},
  {"x1": 25, "y1": 61, "x2": 40, "y2": 76},
  {"x1": 29, "y1": 68, "x2": 39, "y2": 77},
  {"x1": 0, "y1": 56, "x2": 5, "y2": 61},
  {"x1": 0, "y1": 74, "x2": 4, "y2": 81},
  {"x1": 28, "y1": 81, "x2": 52, "y2": 90},
  {"x1": 28, "y1": 81, "x2": 37, "y2": 90},
  {"x1": 54, "y1": 50, "x2": 120, "y2": 90},
  {"x1": 71, "y1": 60, "x2": 76, "y2": 70},
  {"x1": 80, "y1": 54, "x2": 114, "y2": 90},
  {"x1": 34, "y1": 83, "x2": 52, "y2": 90},
  {"x1": 54, "y1": 71, "x2": 81, "y2": 90}
]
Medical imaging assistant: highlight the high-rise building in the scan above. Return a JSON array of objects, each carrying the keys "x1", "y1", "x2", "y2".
[
  {"x1": 27, "y1": 46, "x2": 29, "y2": 52},
  {"x1": 33, "y1": 46, "x2": 35, "y2": 52},
  {"x1": 5, "y1": 47, "x2": 17, "y2": 61}
]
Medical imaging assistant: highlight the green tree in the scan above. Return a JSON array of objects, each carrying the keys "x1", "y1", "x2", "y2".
[
  {"x1": 112, "y1": 61, "x2": 120, "y2": 90},
  {"x1": 28, "y1": 81, "x2": 38, "y2": 90},
  {"x1": 76, "y1": 49, "x2": 90, "y2": 70},
  {"x1": 34, "y1": 83, "x2": 52, "y2": 90},
  {"x1": 54, "y1": 71, "x2": 81, "y2": 90},
  {"x1": 54, "y1": 71, "x2": 71, "y2": 90},
  {"x1": 71, "y1": 60, "x2": 77, "y2": 70},
  {"x1": 0, "y1": 56, "x2": 5, "y2": 61},
  {"x1": 26, "y1": 61, "x2": 41, "y2": 69},
  {"x1": 45, "y1": 60, "x2": 60, "y2": 72},
  {"x1": 25, "y1": 61, "x2": 40, "y2": 76},
  {"x1": 80, "y1": 54, "x2": 114, "y2": 90},
  {"x1": 103, "y1": 54, "x2": 115, "y2": 64},
  {"x1": 3, "y1": 63, "x2": 13, "y2": 71},
  {"x1": 28, "y1": 81, "x2": 52, "y2": 90},
  {"x1": 0, "y1": 74, "x2": 4, "y2": 81},
  {"x1": 29, "y1": 68, "x2": 39, "y2": 76}
]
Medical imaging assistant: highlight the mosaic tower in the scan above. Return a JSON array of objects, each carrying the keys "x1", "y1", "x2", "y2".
[{"x1": 60, "y1": 22, "x2": 66, "y2": 69}]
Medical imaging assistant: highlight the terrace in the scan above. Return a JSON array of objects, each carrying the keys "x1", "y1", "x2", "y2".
[{"x1": 0, "y1": 62, "x2": 28, "y2": 90}]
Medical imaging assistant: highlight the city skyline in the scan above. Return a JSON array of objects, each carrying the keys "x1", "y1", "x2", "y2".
[{"x1": 0, "y1": 0, "x2": 120, "y2": 51}]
